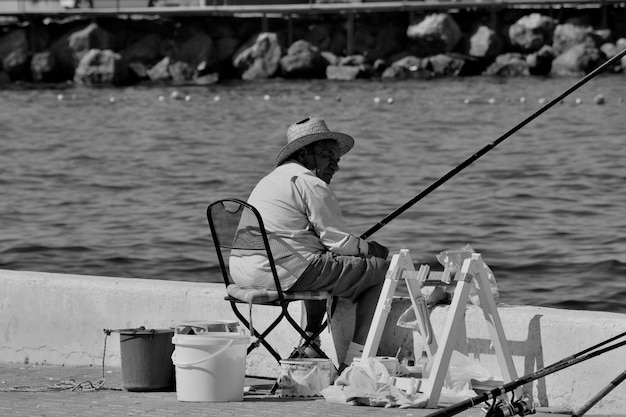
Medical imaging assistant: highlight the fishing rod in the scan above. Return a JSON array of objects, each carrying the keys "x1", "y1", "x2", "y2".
[
  {"x1": 361, "y1": 46, "x2": 626, "y2": 240},
  {"x1": 572, "y1": 369, "x2": 626, "y2": 417},
  {"x1": 426, "y1": 333, "x2": 626, "y2": 417}
]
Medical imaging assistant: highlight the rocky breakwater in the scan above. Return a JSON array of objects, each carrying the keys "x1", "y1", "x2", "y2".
[{"x1": 1, "y1": 10, "x2": 626, "y2": 87}]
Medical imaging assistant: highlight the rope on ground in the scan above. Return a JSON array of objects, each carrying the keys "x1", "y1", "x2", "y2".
[
  {"x1": 0, "y1": 378, "x2": 113, "y2": 392},
  {"x1": 1, "y1": 330, "x2": 121, "y2": 393}
]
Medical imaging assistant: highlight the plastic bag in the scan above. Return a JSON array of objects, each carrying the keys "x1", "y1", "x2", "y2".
[
  {"x1": 320, "y1": 357, "x2": 413, "y2": 407},
  {"x1": 445, "y1": 350, "x2": 494, "y2": 392},
  {"x1": 436, "y1": 244, "x2": 499, "y2": 306}
]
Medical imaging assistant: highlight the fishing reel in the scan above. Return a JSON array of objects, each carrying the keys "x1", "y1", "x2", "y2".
[{"x1": 484, "y1": 395, "x2": 535, "y2": 417}]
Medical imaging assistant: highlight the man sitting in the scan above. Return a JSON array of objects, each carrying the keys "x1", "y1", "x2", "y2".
[{"x1": 230, "y1": 117, "x2": 390, "y2": 369}]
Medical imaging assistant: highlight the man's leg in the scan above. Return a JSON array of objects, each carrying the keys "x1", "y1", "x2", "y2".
[
  {"x1": 352, "y1": 281, "x2": 384, "y2": 344},
  {"x1": 288, "y1": 253, "x2": 389, "y2": 365},
  {"x1": 340, "y1": 258, "x2": 387, "y2": 368},
  {"x1": 303, "y1": 299, "x2": 326, "y2": 334}
]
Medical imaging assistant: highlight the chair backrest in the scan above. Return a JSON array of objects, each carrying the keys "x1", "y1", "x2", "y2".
[{"x1": 206, "y1": 198, "x2": 282, "y2": 290}]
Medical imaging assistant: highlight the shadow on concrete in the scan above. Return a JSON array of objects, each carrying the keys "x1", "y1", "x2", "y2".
[{"x1": 458, "y1": 314, "x2": 547, "y2": 406}]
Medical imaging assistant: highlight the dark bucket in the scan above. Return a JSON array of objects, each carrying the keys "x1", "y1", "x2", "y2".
[{"x1": 119, "y1": 328, "x2": 175, "y2": 392}]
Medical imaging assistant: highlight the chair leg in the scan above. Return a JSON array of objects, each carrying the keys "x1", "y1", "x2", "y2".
[
  {"x1": 230, "y1": 299, "x2": 336, "y2": 389},
  {"x1": 231, "y1": 303, "x2": 284, "y2": 363},
  {"x1": 283, "y1": 307, "x2": 330, "y2": 360}
]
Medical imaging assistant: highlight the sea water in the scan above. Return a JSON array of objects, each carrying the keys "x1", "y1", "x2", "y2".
[{"x1": 1, "y1": 76, "x2": 625, "y2": 313}]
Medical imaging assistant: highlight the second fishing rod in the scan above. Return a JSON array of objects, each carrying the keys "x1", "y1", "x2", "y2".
[{"x1": 426, "y1": 331, "x2": 626, "y2": 417}]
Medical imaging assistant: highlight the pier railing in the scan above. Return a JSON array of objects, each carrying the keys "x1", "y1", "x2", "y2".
[{"x1": 1, "y1": 0, "x2": 624, "y2": 17}]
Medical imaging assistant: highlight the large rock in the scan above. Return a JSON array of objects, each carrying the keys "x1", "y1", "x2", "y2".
[
  {"x1": 215, "y1": 37, "x2": 240, "y2": 62},
  {"x1": 232, "y1": 32, "x2": 282, "y2": 80},
  {"x1": 2, "y1": 48, "x2": 31, "y2": 81},
  {"x1": 171, "y1": 30, "x2": 217, "y2": 71},
  {"x1": 127, "y1": 62, "x2": 148, "y2": 80},
  {"x1": 618, "y1": 38, "x2": 626, "y2": 71},
  {"x1": 381, "y1": 55, "x2": 431, "y2": 79},
  {"x1": 551, "y1": 43, "x2": 605, "y2": 76},
  {"x1": 74, "y1": 48, "x2": 122, "y2": 86},
  {"x1": 205, "y1": 21, "x2": 241, "y2": 77},
  {"x1": 483, "y1": 53, "x2": 530, "y2": 76},
  {"x1": 146, "y1": 56, "x2": 171, "y2": 81},
  {"x1": 598, "y1": 42, "x2": 623, "y2": 73},
  {"x1": 31, "y1": 51, "x2": 59, "y2": 82},
  {"x1": 508, "y1": 13, "x2": 557, "y2": 52},
  {"x1": 119, "y1": 33, "x2": 162, "y2": 65},
  {"x1": 168, "y1": 60, "x2": 195, "y2": 83},
  {"x1": 194, "y1": 72, "x2": 219, "y2": 85},
  {"x1": 465, "y1": 25, "x2": 504, "y2": 58},
  {"x1": 354, "y1": 23, "x2": 406, "y2": 62},
  {"x1": 552, "y1": 23, "x2": 601, "y2": 55},
  {"x1": 321, "y1": 50, "x2": 340, "y2": 66},
  {"x1": 279, "y1": 40, "x2": 327, "y2": 78},
  {"x1": 593, "y1": 29, "x2": 612, "y2": 45},
  {"x1": 68, "y1": 23, "x2": 115, "y2": 62},
  {"x1": 326, "y1": 65, "x2": 361, "y2": 80},
  {"x1": 48, "y1": 32, "x2": 79, "y2": 81},
  {"x1": 326, "y1": 54, "x2": 374, "y2": 80},
  {"x1": 0, "y1": 29, "x2": 28, "y2": 63},
  {"x1": 303, "y1": 24, "x2": 334, "y2": 52},
  {"x1": 426, "y1": 54, "x2": 466, "y2": 77},
  {"x1": 407, "y1": 13, "x2": 462, "y2": 57},
  {"x1": 39, "y1": 22, "x2": 115, "y2": 82},
  {"x1": 527, "y1": 45, "x2": 555, "y2": 75}
]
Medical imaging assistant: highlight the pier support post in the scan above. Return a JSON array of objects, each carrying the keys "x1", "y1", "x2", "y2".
[
  {"x1": 287, "y1": 14, "x2": 293, "y2": 46},
  {"x1": 347, "y1": 13, "x2": 354, "y2": 56},
  {"x1": 489, "y1": 10, "x2": 498, "y2": 31}
]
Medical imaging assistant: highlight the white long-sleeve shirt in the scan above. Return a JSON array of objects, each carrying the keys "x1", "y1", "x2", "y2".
[{"x1": 229, "y1": 161, "x2": 369, "y2": 290}]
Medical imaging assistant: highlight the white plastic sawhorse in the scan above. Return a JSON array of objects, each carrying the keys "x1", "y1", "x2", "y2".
[{"x1": 361, "y1": 249, "x2": 521, "y2": 408}]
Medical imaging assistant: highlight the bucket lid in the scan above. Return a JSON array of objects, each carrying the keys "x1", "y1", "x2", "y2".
[
  {"x1": 174, "y1": 320, "x2": 239, "y2": 335},
  {"x1": 280, "y1": 358, "x2": 331, "y2": 365},
  {"x1": 172, "y1": 332, "x2": 249, "y2": 346},
  {"x1": 113, "y1": 327, "x2": 174, "y2": 335},
  {"x1": 176, "y1": 320, "x2": 239, "y2": 326},
  {"x1": 280, "y1": 360, "x2": 316, "y2": 366},
  {"x1": 353, "y1": 356, "x2": 398, "y2": 363}
]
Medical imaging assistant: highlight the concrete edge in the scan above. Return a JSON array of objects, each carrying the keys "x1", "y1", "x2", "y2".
[{"x1": 1, "y1": 269, "x2": 625, "y2": 413}]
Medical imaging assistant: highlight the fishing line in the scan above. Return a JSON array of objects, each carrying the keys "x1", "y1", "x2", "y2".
[
  {"x1": 425, "y1": 333, "x2": 626, "y2": 417},
  {"x1": 361, "y1": 47, "x2": 626, "y2": 240}
]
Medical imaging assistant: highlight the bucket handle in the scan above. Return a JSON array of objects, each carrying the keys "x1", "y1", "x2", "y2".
[
  {"x1": 299, "y1": 366, "x2": 318, "y2": 381},
  {"x1": 282, "y1": 364, "x2": 318, "y2": 382},
  {"x1": 171, "y1": 339, "x2": 234, "y2": 368}
]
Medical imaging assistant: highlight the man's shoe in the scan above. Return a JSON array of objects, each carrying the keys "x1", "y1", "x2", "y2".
[{"x1": 303, "y1": 338, "x2": 323, "y2": 358}]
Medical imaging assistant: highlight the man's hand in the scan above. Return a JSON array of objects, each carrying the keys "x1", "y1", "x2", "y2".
[{"x1": 367, "y1": 241, "x2": 389, "y2": 259}]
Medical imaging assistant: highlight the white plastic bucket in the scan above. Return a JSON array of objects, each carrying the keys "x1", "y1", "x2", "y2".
[
  {"x1": 171, "y1": 333, "x2": 249, "y2": 402},
  {"x1": 278, "y1": 358, "x2": 334, "y2": 397}
]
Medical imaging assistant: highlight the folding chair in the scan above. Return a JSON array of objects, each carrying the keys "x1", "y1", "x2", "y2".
[{"x1": 206, "y1": 198, "x2": 332, "y2": 368}]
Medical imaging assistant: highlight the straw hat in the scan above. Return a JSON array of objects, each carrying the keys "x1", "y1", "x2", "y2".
[{"x1": 275, "y1": 117, "x2": 354, "y2": 167}]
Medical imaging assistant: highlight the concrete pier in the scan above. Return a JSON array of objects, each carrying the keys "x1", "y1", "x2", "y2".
[{"x1": 1, "y1": 269, "x2": 625, "y2": 413}]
